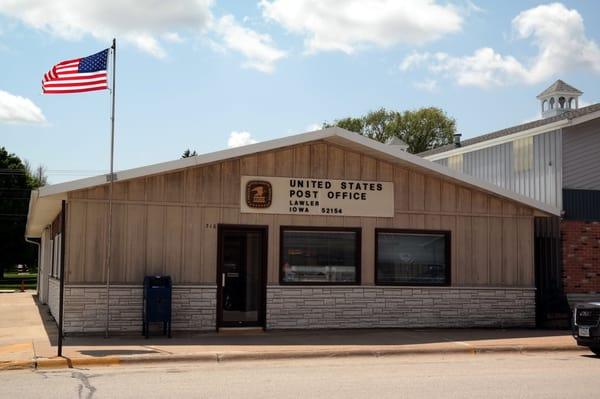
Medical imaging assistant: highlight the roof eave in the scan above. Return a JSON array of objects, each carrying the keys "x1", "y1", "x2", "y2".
[
  {"x1": 424, "y1": 108, "x2": 600, "y2": 161},
  {"x1": 29, "y1": 126, "x2": 559, "y2": 233},
  {"x1": 25, "y1": 190, "x2": 65, "y2": 238}
]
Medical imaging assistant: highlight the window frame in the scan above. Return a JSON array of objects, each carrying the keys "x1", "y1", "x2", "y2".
[
  {"x1": 279, "y1": 226, "x2": 362, "y2": 286},
  {"x1": 50, "y1": 233, "x2": 62, "y2": 279},
  {"x1": 374, "y1": 228, "x2": 451, "y2": 287}
]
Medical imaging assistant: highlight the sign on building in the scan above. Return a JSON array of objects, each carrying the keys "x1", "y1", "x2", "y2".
[{"x1": 241, "y1": 176, "x2": 394, "y2": 217}]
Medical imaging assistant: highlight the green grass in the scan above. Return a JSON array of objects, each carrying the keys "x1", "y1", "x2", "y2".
[
  {"x1": 0, "y1": 271, "x2": 37, "y2": 290},
  {"x1": 0, "y1": 284, "x2": 36, "y2": 290},
  {"x1": 3, "y1": 272, "x2": 38, "y2": 279}
]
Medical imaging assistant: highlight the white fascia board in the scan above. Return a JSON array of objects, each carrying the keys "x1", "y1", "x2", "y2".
[
  {"x1": 537, "y1": 90, "x2": 582, "y2": 99},
  {"x1": 25, "y1": 190, "x2": 65, "y2": 237},
  {"x1": 425, "y1": 109, "x2": 600, "y2": 161},
  {"x1": 39, "y1": 127, "x2": 333, "y2": 198},
  {"x1": 569, "y1": 109, "x2": 600, "y2": 126},
  {"x1": 425, "y1": 119, "x2": 568, "y2": 161}
]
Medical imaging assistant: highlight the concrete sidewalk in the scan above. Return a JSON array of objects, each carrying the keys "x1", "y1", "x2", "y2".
[{"x1": 0, "y1": 293, "x2": 586, "y2": 371}]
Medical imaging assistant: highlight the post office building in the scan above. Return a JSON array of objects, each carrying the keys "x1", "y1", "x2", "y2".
[{"x1": 26, "y1": 127, "x2": 560, "y2": 333}]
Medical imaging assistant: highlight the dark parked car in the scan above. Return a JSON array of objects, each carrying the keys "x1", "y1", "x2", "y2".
[{"x1": 572, "y1": 302, "x2": 600, "y2": 356}]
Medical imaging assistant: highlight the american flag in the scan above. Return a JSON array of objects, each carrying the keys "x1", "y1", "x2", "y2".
[{"x1": 42, "y1": 49, "x2": 109, "y2": 94}]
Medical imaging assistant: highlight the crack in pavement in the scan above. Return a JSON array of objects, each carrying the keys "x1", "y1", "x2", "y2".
[{"x1": 71, "y1": 371, "x2": 97, "y2": 399}]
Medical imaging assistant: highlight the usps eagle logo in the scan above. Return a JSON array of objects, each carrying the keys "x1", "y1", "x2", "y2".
[{"x1": 246, "y1": 181, "x2": 272, "y2": 208}]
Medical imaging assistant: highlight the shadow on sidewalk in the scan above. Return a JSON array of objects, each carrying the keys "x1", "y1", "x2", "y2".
[
  {"x1": 79, "y1": 349, "x2": 162, "y2": 357},
  {"x1": 58, "y1": 327, "x2": 573, "y2": 351},
  {"x1": 31, "y1": 294, "x2": 58, "y2": 346}
]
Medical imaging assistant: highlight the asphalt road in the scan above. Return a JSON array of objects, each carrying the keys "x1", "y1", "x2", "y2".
[{"x1": 2, "y1": 352, "x2": 599, "y2": 399}]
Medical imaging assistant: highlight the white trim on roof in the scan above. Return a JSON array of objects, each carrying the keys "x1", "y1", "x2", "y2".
[
  {"x1": 25, "y1": 190, "x2": 65, "y2": 237},
  {"x1": 27, "y1": 126, "x2": 560, "y2": 237},
  {"x1": 425, "y1": 109, "x2": 600, "y2": 161},
  {"x1": 38, "y1": 128, "x2": 333, "y2": 197},
  {"x1": 536, "y1": 90, "x2": 583, "y2": 99}
]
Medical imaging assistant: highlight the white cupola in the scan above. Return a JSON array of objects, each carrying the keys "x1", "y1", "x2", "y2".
[{"x1": 537, "y1": 79, "x2": 583, "y2": 118}]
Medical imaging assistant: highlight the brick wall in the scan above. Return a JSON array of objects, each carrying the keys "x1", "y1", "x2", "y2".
[
  {"x1": 63, "y1": 285, "x2": 216, "y2": 334},
  {"x1": 266, "y1": 286, "x2": 536, "y2": 329},
  {"x1": 562, "y1": 220, "x2": 600, "y2": 297}
]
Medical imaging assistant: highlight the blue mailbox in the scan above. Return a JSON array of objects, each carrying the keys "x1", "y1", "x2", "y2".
[{"x1": 143, "y1": 275, "x2": 172, "y2": 338}]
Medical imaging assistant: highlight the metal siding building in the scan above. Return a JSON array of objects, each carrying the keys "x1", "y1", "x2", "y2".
[
  {"x1": 421, "y1": 96, "x2": 600, "y2": 317},
  {"x1": 563, "y1": 119, "x2": 600, "y2": 190},
  {"x1": 433, "y1": 131, "x2": 563, "y2": 209}
]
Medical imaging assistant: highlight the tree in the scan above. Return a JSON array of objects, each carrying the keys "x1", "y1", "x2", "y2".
[
  {"x1": 0, "y1": 147, "x2": 40, "y2": 277},
  {"x1": 23, "y1": 160, "x2": 47, "y2": 188},
  {"x1": 181, "y1": 149, "x2": 197, "y2": 158},
  {"x1": 325, "y1": 107, "x2": 456, "y2": 154}
]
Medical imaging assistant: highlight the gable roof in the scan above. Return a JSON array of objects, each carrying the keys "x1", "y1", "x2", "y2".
[
  {"x1": 26, "y1": 127, "x2": 560, "y2": 237},
  {"x1": 419, "y1": 103, "x2": 600, "y2": 158},
  {"x1": 537, "y1": 79, "x2": 583, "y2": 98}
]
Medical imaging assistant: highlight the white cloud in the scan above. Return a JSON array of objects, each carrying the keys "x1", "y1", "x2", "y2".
[
  {"x1": 260, "y1": 0, "x2": 462, "y2": 54},
  {"x1": 227, "y1": 131, "x2": 257, "y2": 148},
  {"x1": 400, "y1": 3, "x2": 600, "y2": 88},
  {"x1": 0, "y1": 0, "x2": 213, "y2": 58},
  {"x1": 305, "y1": 123, "x2": 322, "y2": 131},
  {"x1": 0, "y1": 1, "x2": 285, "y2": 72},
  {"x1": 413, "y1": 78, "x2": 438, "y2": 92},
  {"x1": 512, "y1": 3, "x2": 600, "y2": 81},
  {"x1": 213, "y1": 15, "x2": 286, "y2": 73},
  {"x1": 399, "y1": 52, "x2": 436, "y2": 71},
  {"x1": 163, "y1": 32, "x2": 184, "y2": 44},
  {"x1": 0, "y1": 90, "x2": 46, "y2": 124},
  {"x1": 402, "y1": 48, "x2": 528, "y2": 88}
]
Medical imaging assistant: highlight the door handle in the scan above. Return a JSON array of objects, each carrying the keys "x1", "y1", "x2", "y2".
[{"x1": 222, "y1": 273, "x2": 226, "y2": 287}]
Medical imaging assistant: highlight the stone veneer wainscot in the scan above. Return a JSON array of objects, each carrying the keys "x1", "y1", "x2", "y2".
[
  {"x1": 62, "y1": 285, "x2": 216, "y2": 334},
  {"x1": 59, "y1": 285, "x2": 535, "y2": 333},
  {"x1": 266, "y1": 286, "x2": 536, "y2": 329}
]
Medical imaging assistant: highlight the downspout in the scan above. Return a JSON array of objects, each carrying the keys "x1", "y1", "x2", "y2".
[{"x1": 24, "y1": 237, "x2": 41, "y2": 294}]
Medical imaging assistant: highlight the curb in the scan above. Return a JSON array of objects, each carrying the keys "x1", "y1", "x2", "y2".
[
  {"x1": 1, "y1": 344, "x2": 587, "y2": 371},
  {"x1": 0, "y1": 360, "x2": 35, "y2": 371}
]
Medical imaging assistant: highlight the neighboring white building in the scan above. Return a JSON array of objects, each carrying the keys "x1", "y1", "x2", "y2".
[{"x1": 420, "y1": 80, "x2": 600, "y2": 325}]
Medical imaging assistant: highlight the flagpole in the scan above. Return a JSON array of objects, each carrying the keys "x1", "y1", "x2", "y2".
[{"x1": 105, "y1": 38, "x2": 116, "y2": 338}]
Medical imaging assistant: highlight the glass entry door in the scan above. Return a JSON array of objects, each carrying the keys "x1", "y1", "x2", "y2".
[{"x1": 217, "y1": 226, "x2": 267, "y2": 328}]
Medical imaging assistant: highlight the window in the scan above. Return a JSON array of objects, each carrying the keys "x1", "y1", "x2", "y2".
[
  {"x1": 376, "y1": 230, "x2": 450, "y2": 285},
  {"x1": 280, "y1": 227, "x2": 360, "y2": 284},
  {"x1": 51, "y1": 234, "x2": 62, "y2": 279},
  {"x1": 50, "y1": 239, "x2": 55, "y2": 277}
]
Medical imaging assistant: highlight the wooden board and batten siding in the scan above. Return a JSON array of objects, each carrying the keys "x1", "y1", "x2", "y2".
[{"x1": 65, "y1": 140, "x2": 537, "y2": 288}]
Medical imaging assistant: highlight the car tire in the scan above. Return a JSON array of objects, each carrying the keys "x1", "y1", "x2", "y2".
[{"x1": 590, "y1": 347, "x2": 600, "y2": 356}]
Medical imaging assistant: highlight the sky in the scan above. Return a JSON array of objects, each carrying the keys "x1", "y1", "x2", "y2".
[{"x1": 1, "y1": 0, "x2": 599, "y2": 184}]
